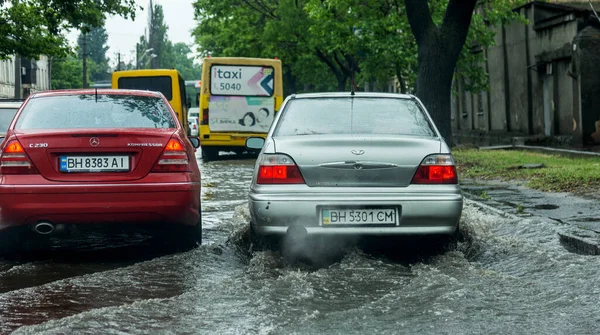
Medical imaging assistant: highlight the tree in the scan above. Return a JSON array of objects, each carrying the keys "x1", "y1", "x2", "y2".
[
  {"x1": 404, "y1": 0, "x2": 527, "y2": 145},
  {"x1": 404, "y1": 0, "x2": 477, "y2": 146},
  {"x1": 77, "y1": 27, "x2": 111, "y2": 82},
  {"x1": 192, "y1": 0, "x2": 528, "y2": 141},
  {"x1": 50, "y1": 56, "x2": 97, "y2": 89},
  {"x1": 171, "y1": 42, "x2": 201, "y2": 80},
  {"x1": 147, "y1": 3, "x2": 169, "y2": 69},
  {"x1": 0, "y1": 0, "x2": 138, "y2": 59},
  {"x1": 193, "y1": 0, "x2": 340, "y2": 94}
]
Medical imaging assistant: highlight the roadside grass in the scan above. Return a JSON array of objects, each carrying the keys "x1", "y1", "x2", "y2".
[{"x1": 452, "y1": 149, "x2": 600, "y2": 192}]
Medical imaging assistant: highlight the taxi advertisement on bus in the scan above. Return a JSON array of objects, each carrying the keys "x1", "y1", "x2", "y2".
[{"x1": 198, "y1": 57, "x2": 283, "y2": 160}]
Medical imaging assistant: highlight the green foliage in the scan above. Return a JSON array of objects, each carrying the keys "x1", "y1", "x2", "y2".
[
  {"x1": 0, "y1": 0, "x2": 138, "y2": 59},
  {"x1": 50, "y1": 56, "x2": 97, "y2": 89},
  {"x1": 192, "y1": 0, "x2": 529, "y2": 94},
  {"x1": 77, "y1": 27, "x2": 111, "y2": 82},
  {"x1": 147, "y1": 4, "x2": 169, "y2": 69},
  {"x1": 192, "y1": 0, "x2": 340, "y2": 94},
  {"x1": 171, "y1": 42, "x2": 201, "y2": 80},
  {"x1": 479, "y1": 190, "x2": 491, "y2": 200},
  {"x1": 136, "y1": 4, "x2": 201, "y2": 80}
]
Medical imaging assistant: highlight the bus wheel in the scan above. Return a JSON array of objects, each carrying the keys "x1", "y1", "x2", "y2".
[{"x1": 201, "y1": 147, "x2": 218, "y2": 161}]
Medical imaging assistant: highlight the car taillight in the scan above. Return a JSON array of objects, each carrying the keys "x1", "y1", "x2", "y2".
[
  {"x1": 152, "y1": 138, "x2": 191, "y2": 172},
  {"x1": 256, "y1": 154, "x2": 305, "y2": 184},
  {"x1": 0, "y1": 140, "x2": 39, "y2": 174},
  {"x1": 192, "y1": 122, "x2": 197, "y2": 130},
  {"x1": 411, "y1": 154, "x2": 458, "y2": 184},
  {"x1": 201, "y1": 108, "x2": 209, "y2": 125}
]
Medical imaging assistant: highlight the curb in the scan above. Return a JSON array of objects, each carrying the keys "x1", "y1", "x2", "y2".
[{"x1": 463, "y1": 193, "x2": 600, "y2": 256}]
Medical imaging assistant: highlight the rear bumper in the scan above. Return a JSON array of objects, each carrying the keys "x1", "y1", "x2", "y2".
[
  {"x1": 0, "y1": 181, "x2": 201, "y2": 231},
  {"x1": 199, "y1": 128, "x2": 266, "y2": 147},
  {"x1": 249, "y1": 190, "x2": 463, "y2": 237}
]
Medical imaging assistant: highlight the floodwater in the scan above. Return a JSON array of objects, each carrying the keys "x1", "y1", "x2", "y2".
[{"x1": 1, "y1": 152, "x2": 600, "y2": 334}]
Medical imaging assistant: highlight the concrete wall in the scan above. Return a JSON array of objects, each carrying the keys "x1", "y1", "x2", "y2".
[
  {"x1": 0, "y1": 56, "x2": 17, "y2": 98},
  {"x1": 453, "y1": 2, "x2": 588, "y2": 146},
  {"x1": 573, "y1": 25, "x2": 600, "y2": 143},
  {"x1": 0, "y1": 55, "x2": 50, "y2": 98}
]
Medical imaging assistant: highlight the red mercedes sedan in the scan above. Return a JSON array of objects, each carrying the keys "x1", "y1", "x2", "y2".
[{"x1": 0, "y1": 89, "x2": 202, "y2": 251}]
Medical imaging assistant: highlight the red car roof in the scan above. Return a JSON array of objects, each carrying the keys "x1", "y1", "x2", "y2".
[{"x1": 31, "y1": 89, "x2": 163, "y2": 98}]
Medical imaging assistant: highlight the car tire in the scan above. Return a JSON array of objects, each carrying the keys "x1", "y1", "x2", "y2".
[
  {"x1": 248, "y1": 221, "x2": 276, "y2": 253},
  {"x1": 431, "y1": 223, "x2": 462, "y2": 253},
  {"x1": 159, "y1": 217, "x2": 202, "y2": 252},
  {"x1": 201, "y1": 147, "x2": 218, "y2": 161}
]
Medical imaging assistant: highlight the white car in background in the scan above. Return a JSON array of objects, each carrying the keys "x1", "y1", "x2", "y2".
[
  {"x1": 188, "y1": 107, "x2": 199, "y2": 136},
  {"x1": 0, "y1": 99, "x2": 23, "y2": 138}
]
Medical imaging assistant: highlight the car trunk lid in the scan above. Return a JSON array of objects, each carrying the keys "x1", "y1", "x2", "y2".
[
  {"x1": 273, "y1": 135, "x2": 441, "y2": 187},
  {"x1": 15, "y1": 128, "x2": 175, "y2": 182}
]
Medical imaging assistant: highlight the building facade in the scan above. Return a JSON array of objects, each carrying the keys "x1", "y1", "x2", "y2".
[
  {"x1": 0, "y1": 55, "x2": 51, "y2": 99},
  {"x1": 452, "y1": 1, "x2": 600, "y2": 147}
]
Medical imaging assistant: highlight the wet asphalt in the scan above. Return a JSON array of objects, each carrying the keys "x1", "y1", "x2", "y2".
[{"x1": 1, "y1": 151, "x2": 600, "y2": 334}]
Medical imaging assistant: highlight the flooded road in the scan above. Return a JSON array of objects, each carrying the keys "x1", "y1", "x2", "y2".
[{"x1": 2, "y1": 152, "x2": 600, "y2": 334}]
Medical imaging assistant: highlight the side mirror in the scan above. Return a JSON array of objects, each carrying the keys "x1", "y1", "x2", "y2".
[
  {"x1": 246, "y1": 137, "x2": 265, "y2": 150},
  {"x1": 188, "y1": 137, "x2": 200, "y2": 149}
]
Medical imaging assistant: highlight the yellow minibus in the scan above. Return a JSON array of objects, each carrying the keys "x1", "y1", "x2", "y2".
[
  {"x1": 198, "y1": 57, "x2": 283, "y2": 160},
  {"x1": 112, "y1": 69, "x2": 190, "y2": 134}
]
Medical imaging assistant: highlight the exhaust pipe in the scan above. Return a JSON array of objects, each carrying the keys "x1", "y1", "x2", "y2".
[
  {"x1": 286, "y1": 225, "x2": 308, "y2": 241},
  {"x1": 34, "y1": 222, "x2": 55, "y2": 235}
]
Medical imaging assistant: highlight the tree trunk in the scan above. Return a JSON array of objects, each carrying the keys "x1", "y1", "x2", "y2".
[
  {"x1": 337, "y1": 75, "x2": 347, "y2": 91},
  {"x1": 415, "y1": 42, "x2": 456, "y2": 146},
  {"x1": 283, "y1": 69, "x2": 297, "y2": 95},
  {"x1": 405, "y1": 0, "x2": 477, "y2": 147},
  {"x1": 395, "y1": 62, "x2": 407, "y2": 93}
]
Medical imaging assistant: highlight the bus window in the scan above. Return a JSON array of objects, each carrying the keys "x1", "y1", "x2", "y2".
[{"x1": 117, "y1": 76, "x2": 173, "y2": 100}]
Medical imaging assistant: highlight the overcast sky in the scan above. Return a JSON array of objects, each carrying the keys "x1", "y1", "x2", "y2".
[{"x1": 67, "y1": 0, "x2": 198, "y2": 66}]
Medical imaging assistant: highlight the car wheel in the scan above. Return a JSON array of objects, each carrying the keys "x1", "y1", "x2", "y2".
[
  {"x1": 431, "y1": 223, "x2": 462, "y2": 253},
  {"x1": 201, "y1": 147, "x2": 218, "y2": 161},
  {"x1": 159, "y1": 217, "x2": 202, "y2": 252},
  {"x1": 248, "y1": 221, "x2": 276, "y2": 253}
]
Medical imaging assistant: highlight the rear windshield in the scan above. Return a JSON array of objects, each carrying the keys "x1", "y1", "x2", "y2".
[
  {"x1": 274, "y1": 97, "x2": 436, "y2": 137},
  {"x1": 0, "y1": 108, "x2": 19, "y2": 132},
  {"x1": 15, "y1": 94, "x2": 177, "y2": 130},
  {"x1": 117, "y1": 76, "x2": 173, "y2": 100}
]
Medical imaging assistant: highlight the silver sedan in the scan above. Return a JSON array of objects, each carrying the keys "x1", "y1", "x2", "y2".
[{"x1": 246, "y1": 92, "x2": 463, "y2": 246}]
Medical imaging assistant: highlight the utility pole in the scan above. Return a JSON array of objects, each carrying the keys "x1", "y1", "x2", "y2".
[
  {"x1": 13, "y1": 0, "x2": 21, "y2": 98},
  {"x1": 136, "y1": 43, "x2": 139, "y2": 69},
  {"x1": 14, "y1": 55, "x2": 22, "y2": 99},
  {"x1": 82, "y1": 32, "x2": 88, "y2": 88}
]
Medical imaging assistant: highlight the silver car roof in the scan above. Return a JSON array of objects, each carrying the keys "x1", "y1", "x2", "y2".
[{"x1": 289, "y1": 92, "x2": 415, "y2": 99}]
